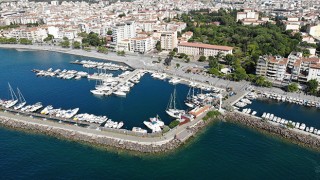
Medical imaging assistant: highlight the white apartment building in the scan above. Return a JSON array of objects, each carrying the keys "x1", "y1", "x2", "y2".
[
  {"x1": 112, "y1": 21, "x2": 136, "y2": 43},
  {"x1": 177, "y1": 42, "x2": 233, "y2": 57},
  {"x1": 129, "y1": 36, "x2": 153, "y2": 53},
  {"x1": 7, "y1": 27, "x2": 48, "y2": 42},
  {"x1": 307, "y1": 24, "x2": 320, "y2": 37},
  {"x1": 256, "y1": 55, "x2": 288, "y2": 81},
  {"x1": 308, "y1": 64, "x2": 320, "y2": 82},
  {"x1": 160, "y1": 31, "x2": 177, "y2": 51},
  {"x1": 236, "y1": 9, "x2": 259, "y2": 22}
]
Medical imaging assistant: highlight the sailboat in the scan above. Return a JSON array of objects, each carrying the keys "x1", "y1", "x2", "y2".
[
  {"x1": 13, "y1": 88, "x2": 26, "y2": 110},
  {"x1": 4, "y1": 83, "x2": 18, "y2": 108},
  {"x1": 166, "y1": 88, "x2": 185, "y2": 119},
  {"x1": 185, "y1": 87, "x2": 195, "y2": 108}
]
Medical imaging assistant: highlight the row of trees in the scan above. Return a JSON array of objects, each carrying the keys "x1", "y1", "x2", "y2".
[
  {"x1": 287, "y1": 80, "x2": 320, "y2": 96},
  {"x1": 0, "y1": 37, "x2": 33, "y2": 45}
]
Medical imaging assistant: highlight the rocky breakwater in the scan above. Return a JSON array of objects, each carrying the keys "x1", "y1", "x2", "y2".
[
  {"x1": 224, "y1": 112, "x2": 320, "y2": 150},
  {"x1": 0, "y1": 116, "x2": 182, "y2": 153}
]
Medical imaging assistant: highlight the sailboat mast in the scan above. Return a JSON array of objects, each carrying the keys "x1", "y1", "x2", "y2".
[{"x1": 173, "y1": 88, "x2": 176, "y2": 110}]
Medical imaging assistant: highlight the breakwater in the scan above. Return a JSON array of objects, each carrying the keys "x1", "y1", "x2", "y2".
[
  {"x1": 224, "y1": 112, "x2": 320, "y2": 150},
  {"x1": 0, "y1": 116, "x2": 181, "y2": 153}
]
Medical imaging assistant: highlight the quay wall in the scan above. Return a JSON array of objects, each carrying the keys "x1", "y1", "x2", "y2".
[
  {"x1": 224, "y1": 112, "x2": 320, "y2": 150},
  {"x1": 0, "y1": 115, "x2": 180, "y2": 153}
]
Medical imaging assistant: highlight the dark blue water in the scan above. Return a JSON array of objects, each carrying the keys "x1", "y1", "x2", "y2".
[
  {"x1": 1, "y1": 48, "x2": 320, "y2": 179},
  {"x1": 0, "y1": 48, "x2": 188, "y2": 129},
  {"x1": 246, "y1": 99, "x2": 320, "y2": 129}
]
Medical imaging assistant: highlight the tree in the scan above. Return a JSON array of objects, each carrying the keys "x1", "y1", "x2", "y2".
[
  {"x1": 302, "y1": 49, "x2": 311, "y2": 57},
  {"x1": 117, "y1": 51, "x2": 125, "y2": 56},
  {"x1": 255, "y1": 76, "x2": 272, "y2": 87},
  {"x1": 44, "y1": 34, "x2": 54, "y2": 42},
  {"x1": 198, "y1": 55, "x2": 206, "y2": 62},
  {"x1": 107, "y1": 30, "x2": 112, "y2": 35},
  {"x1": 232, "y1": 66, "x2": 248, "y2": 81},
  {"x1": 175, "y1": 63, "x2": 180, "y2": 69},
  {"x1": 307, "y1": 79, "x2": 319, "y2": 95},
  {"x1": 169, "y1": 51, "x2": 176, "y2": 57},
  {"x1": 225, "y1": 54, "x2": 235, "y2": 66},
  {"x1": 72, "y1": 41, "x2": 81, "y2": 49},
  {"x1": 19, "y1": 38, "x2": 32, "y2": 45},
  {"x1": 82, "y1": 32, "x2": 101, "y2": 47},
  {"x1": 97, "y1": 46, "x2": 108, "y2": 54},
  {"x1": 156, "y1": 41, "x2": 161, "y2": 51},
  {"x1": 60, "y1": 38, "x2": 70, "y2": 48},
  {"x1": 287, "y1": 83, "x2": 299, "y2": 92}
]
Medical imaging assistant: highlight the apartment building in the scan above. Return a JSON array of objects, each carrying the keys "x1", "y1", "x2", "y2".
[
  {"x1": 177, "y1": 42, "x2": 233, "y2": 57},
  {"x1": 256, "y1": 55, "x2": 288, "y2": 81},
  {"x1": 160, "y1": 31, "x2": 177, "y2": 51},
  {"x1": 307, "y1": 24, "x2": 320, "y2": 37},
  {"x1": 112, "y1": 21, "x2": 136, "y2": 43}
]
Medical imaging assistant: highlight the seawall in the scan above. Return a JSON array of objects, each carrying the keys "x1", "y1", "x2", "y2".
[{"x1": 224, "y1": 112, "x2": 320, "y2": 150}]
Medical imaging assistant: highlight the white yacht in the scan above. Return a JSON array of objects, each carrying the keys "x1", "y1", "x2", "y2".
[
  {"x1": 150, "y1": 115, "x2": 164, "y2": 127},
  {"x1": 90, "y1": 89, "x2": 105, "y2": 96},
  {"x1": 143, "y1": 121, "x2": 162, "y2": 133},
  {"x1": 117, "y1": 121, "x2": 124, "y2": 129},
  {"x1": 41, "y1": 105, "x2": 53, "y2": 115}
]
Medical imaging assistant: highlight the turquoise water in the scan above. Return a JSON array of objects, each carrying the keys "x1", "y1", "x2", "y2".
[{"x1": 0, "y1": 48, "x2": 320, "y2": 179}]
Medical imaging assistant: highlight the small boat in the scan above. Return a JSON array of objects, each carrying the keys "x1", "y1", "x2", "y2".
[
  {"x1": 90, "y1": 89, "x2": 105, "y2": 96},
  {"x1": 132, "y1": 127, "x2": 147, "y2": 134},
  {"x1": 113, "y1": 91, "x2": 126, "y2": 97},
  {"x1": 117, "y1": 121, "x2": 124, "y2": 129}
]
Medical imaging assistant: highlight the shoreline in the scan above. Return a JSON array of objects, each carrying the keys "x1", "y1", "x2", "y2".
[{"x1": 0, "y1": 44, "x2": 319, "y2": 152}]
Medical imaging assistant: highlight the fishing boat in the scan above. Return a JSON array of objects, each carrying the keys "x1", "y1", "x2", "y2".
[
  {"x1": 4, "y1": 83, "x2": 18, "y2": 108},
  {"x1": 13, "y1": 88, "x2": 26, "y2": 110},
  {"x1": 166, "y1": 88, "x2": 185, "y2": 119}
]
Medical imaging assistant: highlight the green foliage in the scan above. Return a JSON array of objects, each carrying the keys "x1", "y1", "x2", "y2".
[
  {"x1": 82, "y1": 32, "x2": 102, "y2": 47},
  {"x1": 19, "y1": 38, "x2": 32, "y2": 45},
  {"x1": 208, "y1": 68, "x2": 221, "y2": 76},
  {"x1": 287, "y1": 122, "x2": 294, "y2": 128},
  {"x1": 77, "y1": 32, "x2": 88, "y2": 38},
  {"x1": 117, "y1": 51, "x2": 125, "y2": 56},
  {"x1": 198, "y1": 55, "x2": 206, "y2": 62},
  {"x1": 169, "y1": 120, "x2": 180, "y2": 129},
  {"x1": 254, "y1": 76, "x2": 272, "y2": 87},
  {"x1": 307, "y1": 79, "x2": 319, "y2": 95},
  {"x1": 72, "y1": 41, "x2": 81, "y2": 49},
  {"x1": 156, "y1": 41, "x2": 161, "y2": 51},
  {"x1": 162, "y1": 126, "x2": 170, "y2": 133},
  {"x1": 287, "y1": 83, "x2": 299, "y2": 92},
  {"x1": 175, "y1": 63, "x2": 180, "y2": 68},
  {"x1": 232, "y1": 66, "x2": 248, "y2": 81},
  {"x1": 107, "y1": 30, "x2": 112, "y2": 35},
  {"x1": 178, "y1": 53, "x2": 187, "y2": 59},
  {"x1": 60, "y1": 38, "x2": 70, "y2": 48},
  {"x1": 83, "y1": 47, "x2": 91, "y2": 51},
  {"x1": 44, "y1": 34, "x2": 54, "y2": 42},
  {"x1": 0, "y1": 37, "x2": 17, "y2": 44},
  {"x1": 203, "y1": 110, "x2": 221, "y2": 121},
  {"x1": 180, "y1": 10, "x2": 301, "y2": 74},
  {"x1": 302, "y1": 49, "x2": 310, "y2": 57},
  {"x1": 26, "y1": 22, "x2": 39, "y2": 27},
  {"x1": 97, "y1": 46, "x2": 108, "y2": 54},
  {"x1": 169, "y1": 51, "x2": 176, "y2": 57}
]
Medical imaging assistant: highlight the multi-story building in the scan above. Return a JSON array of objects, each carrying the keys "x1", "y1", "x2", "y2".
[
  {"x1": 160, "y1": 31, "x2": 177, "y2": 51},
  {"x1": 307, "y1": 24, "x2": 320, "y2": 37},
  {"x1": 129, "y1": 36, "x2": 153, "y2": 53},
  {"x1": 256, "y1": 55, "x2": 288, "y2": 81},
  {"x1": 112, "y1": 21, "x2": 136, "y2": 43},
  {"x1": 177, "y1": 42, "x2": 233, "y2": 57}
]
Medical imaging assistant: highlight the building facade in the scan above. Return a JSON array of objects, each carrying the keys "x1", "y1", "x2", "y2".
[
  {"x1": 160, "y1": 31, "x2": 177, "y2": 51},
  {"x1": 177, "y1": 42, "x2": 233, "y2": 57},
  {"x1": 112, "y1": 21, "x2": 136, "y2": 43}
]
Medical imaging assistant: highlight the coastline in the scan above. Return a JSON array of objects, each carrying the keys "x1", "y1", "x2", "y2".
[{"x1": 0, "y1": 44, "x2": 319, "y2": 152}]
